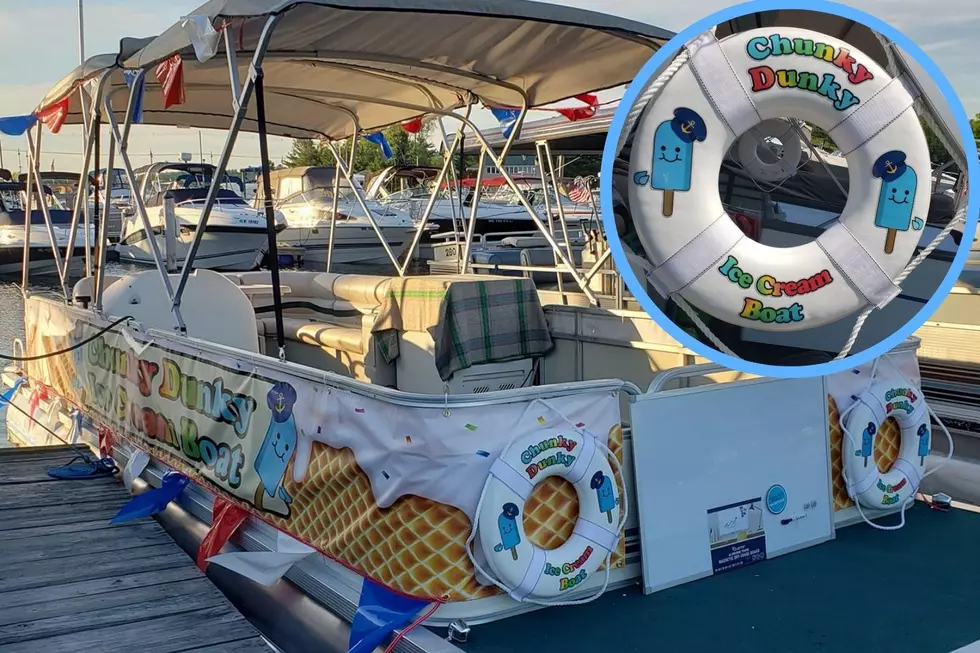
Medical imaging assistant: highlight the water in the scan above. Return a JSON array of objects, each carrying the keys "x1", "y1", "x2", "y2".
[{"x1": 0, "y1": 263, "x2": 144, "y2": 350}]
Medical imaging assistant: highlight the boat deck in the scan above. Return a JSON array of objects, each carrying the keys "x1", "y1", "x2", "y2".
[
  {"x1": 455, "y1": 502, "x2": 980, "y2": 653},
  {"x1": 0, "y1": 445, "x2": 273, "y2": 652}
]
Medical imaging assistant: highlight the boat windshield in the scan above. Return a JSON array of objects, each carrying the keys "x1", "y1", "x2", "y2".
[
  {"x1": 279, "y1": 186, "x2": 362, "y2": 207},
  {"x1": 0, "y1": 188, "x2": 66, "y2": 212}
]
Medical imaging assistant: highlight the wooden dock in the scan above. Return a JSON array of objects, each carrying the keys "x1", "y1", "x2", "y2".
[{"x1": 0, "y1": 445, "x2": 274, "y2": 652}]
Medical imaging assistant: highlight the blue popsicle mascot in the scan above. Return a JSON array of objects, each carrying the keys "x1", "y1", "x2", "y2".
[
  {"x1": 872, "y1": 150, "x2": 917, "y2": 255},
  {"x1": 635, "y1": 107, "x2": 707, "y2": 218},
  {"x1": 857, "y1": 421, "x2": 876, "y2": 468},
  {"x1": 917, "y1": 423, "x2": 930, "y2": 465},
  {"x1": 493, "y1": 502, "x2": 521, "y2": 560},
  {"x1": 591, "y1": 470, "x2": 619, "y2": 524},
  {"x1": 254, "y1": 381, "x2": 298, "y2": 513}
]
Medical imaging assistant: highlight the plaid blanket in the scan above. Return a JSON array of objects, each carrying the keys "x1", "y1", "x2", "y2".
[{"x1": 371, "y1": 277, "x2": 554, "y2": 381}]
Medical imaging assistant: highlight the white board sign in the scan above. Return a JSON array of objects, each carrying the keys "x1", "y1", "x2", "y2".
[{"x1": 630, "y1": 375, "x2": 834, "y2": 594}]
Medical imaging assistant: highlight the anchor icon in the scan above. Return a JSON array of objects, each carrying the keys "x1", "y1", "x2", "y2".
[
  {"x1": 884, "y1": 160, "x2": 897, "y2": 175},
  {"x1": 680, "y1": 120, "x2": 696, "y2": 134}
]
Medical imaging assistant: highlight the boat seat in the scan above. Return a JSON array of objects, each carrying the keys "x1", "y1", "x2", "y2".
[
  {"x1": 260, "y1": 317, "x2": 369, "y2": 355},
  {"x1": 225, "y1": 270, "x2": 393, "y2": 325}
]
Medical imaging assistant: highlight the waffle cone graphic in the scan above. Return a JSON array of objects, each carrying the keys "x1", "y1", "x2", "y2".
[
  {"x1": 828, "y1": 395, "x2": 902, "y2": 511},
  {"x1": 143, "y1": 421, "x2": 628, "y2": 601}
]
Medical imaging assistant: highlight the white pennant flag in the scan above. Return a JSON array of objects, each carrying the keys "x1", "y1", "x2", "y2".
[
  {"x1": 205, "y1": 531, "x2": 317, "y2": 586},
  {"x1": 180, "y1": 15, "x2": 221, "y2": 63},
  {"x1": 123, "y1": 449, "x2": 151, "y2": 492}
]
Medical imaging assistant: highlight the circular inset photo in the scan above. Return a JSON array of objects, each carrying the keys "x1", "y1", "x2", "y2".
[{"x1": 602, "y1": 2, "x2": 978, "y2": 377}]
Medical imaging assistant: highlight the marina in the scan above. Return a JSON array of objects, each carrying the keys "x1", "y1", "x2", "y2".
[{"x1": 0, "y1": 2, "x2": 977, "y2": 653}]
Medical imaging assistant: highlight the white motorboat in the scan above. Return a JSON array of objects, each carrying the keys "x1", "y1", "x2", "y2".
[
  {"x1": 263, "y1": 166, "x2": 417, "y2": 266},
  {"x1": 0, "y1": 180, "x2": 93, "y2": 276},
  {"x1": 115, "y1": 162, "x2": 275, "y2": 271}
]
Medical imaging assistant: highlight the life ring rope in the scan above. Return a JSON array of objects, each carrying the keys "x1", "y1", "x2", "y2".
[
  {"x1": 838, "y1": 355, "x2": 955, "y2": 531},
  {"x1": 615, "y1": 27, "x2": 969, "y2": 361},
  {"x1": 464, "y1": 404, "x2": 629, "y2": 606}
]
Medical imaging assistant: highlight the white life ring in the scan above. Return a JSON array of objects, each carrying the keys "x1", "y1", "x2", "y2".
[
  {"x1": 477, "y1": 426, "x2": 622, "y2": 601},
  {"x1": 735, "y1": 118, "x2": 802, "y2": 183},
  {"x1": 842, "y1": 380, "x2": 929, "y2": 510},
  {"x1": 629, "y1": 28, "x2": 930, "y2": 331}
]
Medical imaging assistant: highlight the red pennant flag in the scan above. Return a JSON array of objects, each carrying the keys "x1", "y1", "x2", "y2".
[
  {"x1": 27, "y1": 384, "x2": 49, "y2": 420},
  {"x1": 197, "y1": 495, "x2": 249, "y2": 571},
  {"x1": 97, "y1": 424, "x2": 115, "y2": 459},
  {"x1": 401, "y1": 117, "x2": 424, "y2": 134},
  {"x1": 155, "y1": 55, "x2": 186, "y2": 109},
  {"x1": 34, "y1": 97, "x2": 71, "y2": 135},
  {"x1": 555, "y1": 93, "x2": 599, "y2": 122}
]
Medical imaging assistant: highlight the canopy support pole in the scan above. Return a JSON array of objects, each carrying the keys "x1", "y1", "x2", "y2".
[
  {"x1": 321, "y1": 132, "x2": 404, "y2": 272},
  {"x1": 170, "y1": 14, "x2": 280, "y2": 315},
  {"x1": 533, "y1": 140, "x2": 564, "y2": 299},
  {"x1": 103, "y1": 83, "x2": 186, "y2": 333},
  {"x1": 387, "y1": 103, "x2": 472, "y2": 276},
  {"x1": 93, "y1": 114, "x2": 114, "y2": 315},
  {"x1": 253, "y1": 67, "x2": 286, "y2": 362},
  {"x1": 324, "y1": 151, "x2": 341, "y2": 273},
  {"x1": 61, "y1": 70, "x2": 110, "y2": 289},
  {"x1": 290, "y1": 88, "x2": 595, "y2": 302},
  {"x1": 459, "y1": 148, "x2": 486, "y2": 275},
  {"x1": 20, "y1": 126, "x2": 37, "y2": 295},
  {"x1": 26, "y1": 128, "x2": 69, "y2": 300}
]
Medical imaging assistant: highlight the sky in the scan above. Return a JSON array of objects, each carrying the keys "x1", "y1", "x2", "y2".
[{"x1": 0, "y1": 0, "x2": 977, "y2": 173}]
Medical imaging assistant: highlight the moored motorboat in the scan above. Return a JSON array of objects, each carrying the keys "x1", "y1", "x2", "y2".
[
  {"x1": 115, "y1": 162, "x2": 276, "y2": 271},
  {"x1": 0, "y1": 181, "x2": 93, "y2": 276}
]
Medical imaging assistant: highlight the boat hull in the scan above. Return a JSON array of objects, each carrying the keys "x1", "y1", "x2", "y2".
[
  {"x1": 277, "y1": 225, "x2": 415, "y2": 265},
  {"x1": 0, "y1": 245, "x2": 92, "y2": 276},
  {"x1": 115, "y1": 228, "x2": 267, "y2": 271}
]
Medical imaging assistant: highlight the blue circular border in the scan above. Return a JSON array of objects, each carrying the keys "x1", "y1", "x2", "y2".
[
  {"x1": 766, "y1": 484, "x2": 787, "y2": 515},
  {"x1": 601, "y1": 0, "x2": 980, "y2": 379}
]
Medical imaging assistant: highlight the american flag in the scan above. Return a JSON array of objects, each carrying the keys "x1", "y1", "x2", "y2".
[{"x1": 568, "y1": 176, "x2": 592, "y2": 203}]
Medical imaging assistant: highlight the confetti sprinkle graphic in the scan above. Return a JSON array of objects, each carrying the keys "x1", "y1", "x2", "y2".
[{"x1": 464, "y1": 424, "x2": 478, "y2": 431}]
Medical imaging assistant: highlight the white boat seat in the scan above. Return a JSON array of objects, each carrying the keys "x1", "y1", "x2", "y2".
[{"x1": 259, "y1": 317, "x2": 367, "y2": 355}]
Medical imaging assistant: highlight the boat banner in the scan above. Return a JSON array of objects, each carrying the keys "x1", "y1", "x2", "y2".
[
  {"x1": 23, "y1": 297, "x2": 627, "y2": 601},
  {"x1": 825, "y1": 348, "x2": 921, "y2": 513}
]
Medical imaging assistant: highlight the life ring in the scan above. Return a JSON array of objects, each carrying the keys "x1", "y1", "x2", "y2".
[
  {"x1": 842, "y1": 380, "x2": 929, "y2": 510},
  {"x1": 735, "y1": 118, "x2": 802, "y2": 183},
  {"x1": 629, "y1": 28, "x2": 930, "y2": 331},
  {"x1": 477, "y1": 427, "x2": 622, "y2": 601}
]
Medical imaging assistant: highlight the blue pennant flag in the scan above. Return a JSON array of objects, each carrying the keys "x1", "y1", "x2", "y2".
[
  {"x1": 348, "y1": 578, "x2": 430, "y2": 653},
  {"x1": 489, "y1": 107, "x2": 522, "y2": 140},
  {"x1": 0, "y1": 377, "x2": 26, "y2": 406},
  {"x1": 110, "y1": 471, "x2": 189, "y2": 524},
  {"x1": 123, "y1": 70, "x2": 145, "y2": 124},
  {"x1": 362, "y1": 132, "x2": 393, "y2": 159},
  {"x1": 0, "y1": 114, "x2": 38, "y2": 136}
]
